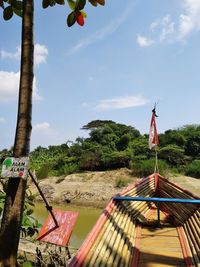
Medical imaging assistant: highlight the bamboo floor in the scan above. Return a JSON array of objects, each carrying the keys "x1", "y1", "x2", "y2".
[{"x1": 138, "y1": 209, "x2": 185, "y2": 267}]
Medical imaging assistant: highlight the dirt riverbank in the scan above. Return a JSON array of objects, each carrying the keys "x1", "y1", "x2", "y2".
[
  {"x1": 28, "y1": 168, "x2": 200, "y2": 208},
  {"x1": 28, "y1": 168, "x2": 136, "y2": 208}
]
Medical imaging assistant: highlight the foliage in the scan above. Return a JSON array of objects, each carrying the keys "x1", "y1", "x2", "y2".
[
  {"x1": 115, "y1": 177, "x2": 131, "y2": 188},
  {"x1": 36, "y1": 163, "x2": 52, "y2": 180},
  {"x1": 27, "y1": 122, "x2": 200, "y2": 178},
  {"x1": 185, "y1": 132, "x2": 200, "y2": 158},
  {"x1": 101, "y1": 151, "x2": 130, "y2": 170},
  {"x1": 130, "y1": 159, "x2": 169, "y2": 177},
  {"x1": 0, "y1": 0, "x2": 105, "y2": 27},
  {"x1": 56, "y1": 176, "x2": 65, "y2": 183},
  {"x1": 0, "y1": 186, "x2": 6, "y2": 216},
  {"x1": 129, "y1": 136, "x2": 151, "y2": 160},
  {"x1": 185, "y1": 160, "x2": 200, "y2": 178},
  {"x1": 158, "y1": 145, "x2": 188, "y2": 166},
  {"x1": 159, "y1": 130, "x2": 186, "y2": 147},
  {"x1": 0, "y1": 182, "x2": 41, "y2": 238},
  {"x1": 2, "y1": 121, "x2": 200, "y2": 179}
]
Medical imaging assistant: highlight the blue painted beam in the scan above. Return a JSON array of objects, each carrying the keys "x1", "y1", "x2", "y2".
[{"x1": 113, "y1": 196, "x2": 200, "y2": 204}]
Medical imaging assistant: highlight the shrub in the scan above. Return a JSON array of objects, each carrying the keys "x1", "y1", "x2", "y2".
[
  {"x1": 130, "y1": 159, "x2": 169, "y2": 177},
  {"x1": 158, "y1": 145, "x2": 187, "y2": 166},
  {"x1": 185, "y1": 160, "x2": 200, "y2": 178},
  {"x1": 57, "y1": 163, "x2": 79, "y2": 175},
  {"x1": 80, "y1": 151, "x2": 101, "y2": 171},
  {"x1": 101, "y1": 151, "x2": 130, "y2": 170},
  {"x1": 36, "y1": 163, "x2": 51, "y2": 180},
  {"x1": 115, "y1": 177, "x2": 131, "y2": 188},
  {"x1": 56, "y1": 177, "x2": 65, "y2": 184}
]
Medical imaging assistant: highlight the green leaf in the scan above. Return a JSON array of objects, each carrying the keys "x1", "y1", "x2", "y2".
[
  {"x1": 55, "y1": 0, "x2": 64, "y2": 4},
  {"x1": 67, "y1": 0, "x2": 76, "y2": 10},
  {"x1": 22, "y1": 261, "x2": 33, "y2": 267},
  {"x1": 3, "y1": 5, "x2": 13, "y2": 20},
  {"x1": 88, "y1": 0, "x2": 98, "y2": 7},
  {"x1": 10, "y1": 0, "x2": 22, "y2": 10},
  {"x1": 0, "y1": 0, "x2": 4, "y2": 9},
  {"x1": 81, "y1": 10, "x2": 87, "y2": 18},
  {"x1": 12, "y1": 7, "x2": 22, "y2": 17},
  {"x1": 26, "y1": 209, "x2": 34, "y2": 216},
  {"x1": 42, "y1": 0, "x2": 50, "y2": 8},
  {"x1": 49, "y1": 0, "x2": 56, "y2": 6},
  {"x1": 67, "y1": 11, "x2": 76, "y2": 27},
  {"x1": 75, "y1": 0, "x2": 86, "y2": 10}
]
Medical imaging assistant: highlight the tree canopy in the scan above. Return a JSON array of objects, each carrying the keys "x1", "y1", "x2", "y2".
[{"x1": 1, "y1": 121, "x2": 197, "y2": 178}]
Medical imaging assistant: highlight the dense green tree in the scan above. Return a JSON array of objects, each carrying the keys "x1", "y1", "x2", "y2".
[
  {"x1": 158, "y1": 145, "x2": 188, "y2": 166},
  {"x1": 129, "y1": 136, "x2": 150, "y2": 160},
  {"x1": 2, "y1": 122, "x2": 200, "y2": 181},
  {"x1": 159, "y1": 130, "x2": 186, "y2": 147},
  {"x1": 185, "y1": 132, "x2": 200, "y2": 158},
  {"x1": 185, "y1": 160, "x2": 200, "y2": 178}
]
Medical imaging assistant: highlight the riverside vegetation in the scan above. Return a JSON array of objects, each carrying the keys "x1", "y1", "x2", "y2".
[{"x1": 1, "y1": 120, "x2": 200, "y2": 180}]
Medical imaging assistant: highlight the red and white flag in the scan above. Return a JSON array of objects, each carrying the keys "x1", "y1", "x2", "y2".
[{"x1": 149, "y1": 109, "x2": 159, "y2": 149}]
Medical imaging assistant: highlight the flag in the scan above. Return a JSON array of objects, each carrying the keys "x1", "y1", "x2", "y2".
[{"x1": 149, "y1": 108, "x2": 159, "y2": 149}]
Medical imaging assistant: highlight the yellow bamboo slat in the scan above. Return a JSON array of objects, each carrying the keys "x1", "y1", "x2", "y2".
[
  {"x1": 188, "y1": 217, "x2": 200, "y2": 246},
  {"x1": 87, "y1": 205, "x2": 122, "y2": 267},
  {"x1": 104, "y1": 210, "x2": 132, "y2": 267},
  {"x1": 83, "y1": 205, "x2": 119, "y2": 267},
  {"x1": 122, "y1": 181, "x2": 155, "y2": 199},
  {"x1": 183, "y1": 222, "x2": 200, "y2": 266},
  {"x1": 185, "y1": 221, "x2": 200, "y2": 259},
  {"x1": 98, "y1": 207, "x2": 127, "y2": 267}
]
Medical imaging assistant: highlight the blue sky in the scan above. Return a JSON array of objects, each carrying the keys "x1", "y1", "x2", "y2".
[{"x1": 1, "y1": 0, "x2": 200, "y2": 150}]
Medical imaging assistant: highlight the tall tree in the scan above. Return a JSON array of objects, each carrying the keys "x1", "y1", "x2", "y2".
[{"x1": 0, "y1": 0, "x2": 104, "y2": 265}]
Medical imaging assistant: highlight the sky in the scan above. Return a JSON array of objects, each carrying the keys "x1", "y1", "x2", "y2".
[{"x1": 1, "y1": 0, "x2": 200, "y2": 150}]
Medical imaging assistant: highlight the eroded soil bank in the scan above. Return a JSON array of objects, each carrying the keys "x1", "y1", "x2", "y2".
[{"x1": 28, "y1": 168, "x2": 200, "y2": 208}]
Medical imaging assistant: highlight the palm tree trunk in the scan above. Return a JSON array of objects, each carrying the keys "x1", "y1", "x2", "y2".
[{"x1": 0, "y1": 0, "x2": 34, "y2": 265}]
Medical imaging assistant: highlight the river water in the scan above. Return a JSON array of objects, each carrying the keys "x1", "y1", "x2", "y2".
[{"x1": 34, "y1": 203, "x2": 103, "y2": 249}]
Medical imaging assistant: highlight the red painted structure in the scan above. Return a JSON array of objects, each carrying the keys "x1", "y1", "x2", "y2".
[{"x1": 37, "y1": 209, "x2": 79, "y2": 247}]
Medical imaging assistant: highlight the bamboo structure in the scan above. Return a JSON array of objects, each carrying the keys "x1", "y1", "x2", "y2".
[{"x1": 69, "y1": 173, "x2": 200, "y2": 267}]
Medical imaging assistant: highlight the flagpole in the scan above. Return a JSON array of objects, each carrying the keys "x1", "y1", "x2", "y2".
[
  {"x1": 149, "y1": 105, "x2": 159, "y2": 174},
  {"x1": 154, "y1": 147, "x2": 159, "y2": 173}
]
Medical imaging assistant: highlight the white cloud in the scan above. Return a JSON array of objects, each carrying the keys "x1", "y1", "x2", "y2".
[
  {"x1": 34, "y1": 44, "x2": 48, "y2": 66},
  {"x1": 0, "y1": 71, "x2": 42, "y2": 102},
  {"x1": 32, "y1": 122, "x2": 65, "y2": 149},
  {"x1": 137, "y1": 15, "x2": 175, "y2": 47},
  {"x1": 136, "y1": 35, "x2": 154, "y2": 47},
  {"x1": 95, "y1": 95, "x2": 148, "y2": 111},
  {"x1": 33, "y1": 78, "x2": 42, "y2": 101},
  {"x1": 0, "y1": 117, "x2": 6, "y2": 123},
  {"x1": 0, "y1": 71, "x2": 19, "y2": 102},
  {"x1": 137, "y1": 1, "x2": 200, "y2": 47},
  {"x1": 0, "y1": 43, "x2": 48, "y2": 66},
  {"x1": 159, "y1": 15, "x2": 175, "y2": 41},
  {"x1": 66, "y1": 2, "x2": 134, "y2": 56},
  {"x1": 0, "y1": 46, "x2": 21, "y2": 60},
  {"x1": 178, "y1": 0, "x2": 200, "y2": 39},
  {"x1": 33, "y1": 122, "x2": 50, "y2": 131}
]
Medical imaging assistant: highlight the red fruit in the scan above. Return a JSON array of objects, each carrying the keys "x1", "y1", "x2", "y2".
[{"x1": 76, "y1": 12, "x2": 84, "y2": 26}]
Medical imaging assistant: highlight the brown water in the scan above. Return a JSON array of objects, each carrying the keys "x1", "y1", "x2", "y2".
[{"x1": 34, "y1": 203, "x2": 102, "y2": 249}]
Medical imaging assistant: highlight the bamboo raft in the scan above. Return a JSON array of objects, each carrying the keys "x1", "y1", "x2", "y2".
[{"x1": 69, "y1": 173, "x2": 200, "y2": 267}]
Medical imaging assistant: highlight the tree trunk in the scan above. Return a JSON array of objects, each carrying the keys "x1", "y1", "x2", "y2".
[{"x1": 0, "y1": 0, "x2": 34, "y2": 266}]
